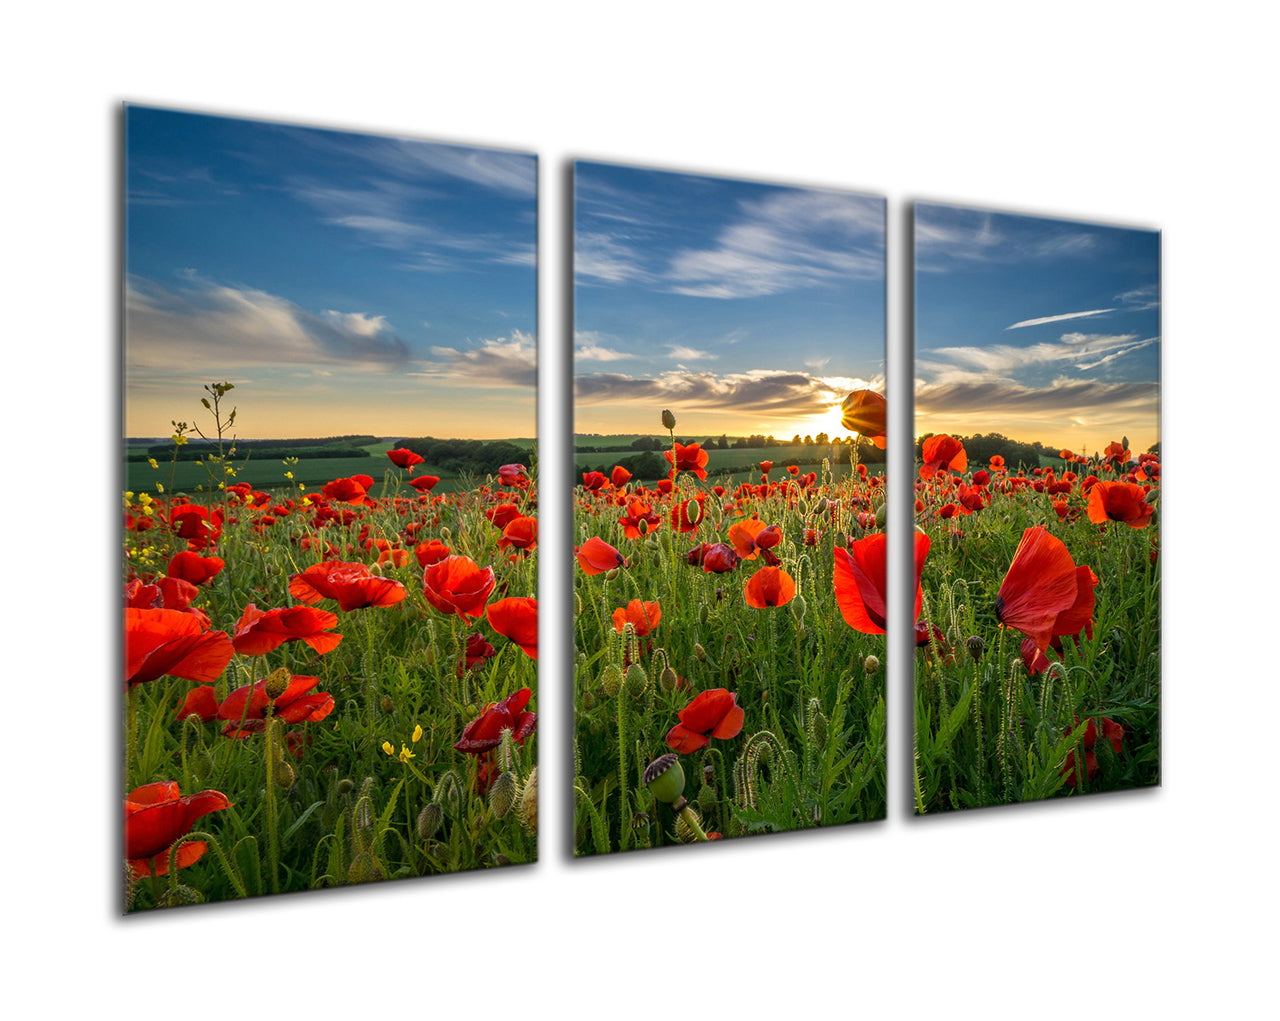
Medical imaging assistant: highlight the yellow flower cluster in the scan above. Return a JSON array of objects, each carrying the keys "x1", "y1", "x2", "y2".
[{"x1": 382, "y1": 723, "x2": 425, "y2": 764}]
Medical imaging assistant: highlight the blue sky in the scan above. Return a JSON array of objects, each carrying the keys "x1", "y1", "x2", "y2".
[
  {"x1": 574, "y1": 161, "x2": 885, "y2": 440},
  {"x1": 914, "y1": 202, "x2": 1160, "y2": 455},
  {"x1": 125, "y1": 106, "x2": 536, "y2": 438}
]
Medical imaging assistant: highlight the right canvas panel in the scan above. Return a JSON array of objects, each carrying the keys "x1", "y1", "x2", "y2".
[{"x1": 912, "y1": 202, "x2": 1160, "y2": 812}]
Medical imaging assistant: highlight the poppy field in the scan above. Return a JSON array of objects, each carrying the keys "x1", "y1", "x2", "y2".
[
  {"x1": 912, "y1": 435, "x2": 1160, "y2": 811},
  {"x1": 123, "y1": 385, "x2": 538, "y2": 910},
  {"x1": 574, "y1": 396, "x2": 890, "y2": 853}
]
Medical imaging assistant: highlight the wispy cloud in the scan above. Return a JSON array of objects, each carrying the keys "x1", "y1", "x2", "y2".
[
  {"x1": 919, "y1": 332, "x2": 1152, "y2": 380},
  {"x1": 424, "y1": 330, "x2": 537, "y2": 387},
  {"x1": 915, "y1": 204, "x2": 1104, "y2": 272},
  {"x1": 126, "y1": 276, "x2": 409, "y2": 370},
  {"x1": 575, "y1": 331, "x2": 635, "y2": 362},
  {"x1": 916, "y1": 375, "x2": 1157, "y2": 418},
  {"x1": 1006, "y1": 308, "x2": 1115, "y2": 330},
  {"x1": 574, "y1": 231, "x2": 654, "y2": 286},
  {"x1": 667, "y1": 345, "x2": 714, "y2": 360}
]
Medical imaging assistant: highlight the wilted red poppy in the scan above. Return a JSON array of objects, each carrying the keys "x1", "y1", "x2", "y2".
[
  {"x1": 217, "y1": 672, "x2": 336, "y2": 737},
  {"x1": 743, "y1": 565, "x2": 796, "y2": 607},
  {"x1": 408, "y1": 475, "x2": 441, "y2": 493},
  {"x1": 486, "y1": 597, "x2": 538, "y2": 659},
  {"x1": 664, "y1": 441, "x2": 709, "y2": 480},
  {"x1": 415, "y1": 539, "x2": 451, "y2": 568},
  {"x1": 125, "y1": 608, "x2": 234, "y2": 688},
  {"x1": 611, "y1": 465, "x2": 632, "y2": 487},
  {"x1": 387, "y1": 447, "x2": 424, "y2": 470},
  {"x1": 840, "y1": 389, "x2": 887, "y2": 448},
  {"x1": 1102, "y1": 441, "x2": 1130, "y2": 465},
  {"x1": 289, "y1": 560, "x2": 407, "y2": 611},
  {"x1": 665, "y1": 688, "x2": 744, "y2": 754},
  {"x1": 497, "y1": 515, "x2": 538, "y2": 552},
  {"x1": 454, "y1": 687, "x2": 536, "y2": 755},
  {"x1": 458, "y1": 632, "x2": 497, "y2": 675},
  {"x1": 498, "y1": 463, "x2": 530, "y2": 488},
  {"x1": 701, "y1": 542, "x2": 740, "y2": 573},
  {"x1": 232, "y1": 604, "x2": 343, "y2": 655},
  {"x1": 576, "y1": 536, "x2": 627, "y2": 575},
  {"x1": 422, "y1": 555, "x2": 496, "y2": 620},
  {"x1": 612, "y1": 599, "x2": 661, "y2": 636},
  {"x1": 995, "y1": 526, "x2": 1081, "y2": 653},
  {"x1": 1086, "y1": 481, "x2": 1154, "y2": 529},
  {"x1": 166, "y1": 551, "x2": 225, "y2": 586},
  {"x1": 833, "y1": 532, "x2": 930, "y2": 634},
  {"x1": 920, "y1": 434, "x2": 967, "y2": 477},
  {"x1": 1061, "y1": 716, "x2": 1124, "y2": 786},
  {"x1": 125, "y1": 781, "x2": 231, "y2": 879}
]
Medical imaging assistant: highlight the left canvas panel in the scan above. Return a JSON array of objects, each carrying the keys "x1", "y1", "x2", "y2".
[{"x1": 123, "y1": 106, "x2": 538, "y2": 910}]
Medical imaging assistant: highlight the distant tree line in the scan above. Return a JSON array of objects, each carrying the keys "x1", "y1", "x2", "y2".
[{"x1": 397, "y1": 437, "x2": 529, "y2": 476}]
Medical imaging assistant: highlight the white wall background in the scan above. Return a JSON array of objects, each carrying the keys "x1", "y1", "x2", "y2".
[{"x1": 8, "y1": 3, "x2": 1273, "y2": 1016}]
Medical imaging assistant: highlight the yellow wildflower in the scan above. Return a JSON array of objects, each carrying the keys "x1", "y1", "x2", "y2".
[
  {"x1": 398, "y1": 744, "x2": 415, "y2": 764},
  {"x1": 381, "y1": 741, "x2": 394, "y2": 756},
  {"x1": 412, "y1": 724, "x2": 423, "y2": 743}
]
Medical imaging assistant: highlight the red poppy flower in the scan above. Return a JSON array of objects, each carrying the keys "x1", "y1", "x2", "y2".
[
  {"x1": 611, "y1": 465, "x2": 632, "y2": 487},
  {"x1": 701, "y1": 542, "x2": 740, "y2": 573},
  {"x1": 486, "y1": 597, "x2": 538, "y2": 659},
  {"x1": 289, "y1": 560, "x2": 408, "y2": 611},
  {"x1": 486, "y1": 503, "x2": 522, "y2": 530},
  {"x1": 167, "y1": 503, "x2": 224, "y2": 548},
  {"x1": 840, "y1": 389, "x2": 887, "y2": 448},
  {"x1": 175, "y1": 684, "x2": 219, "y2": 722},
  {"x1": 125, "y1": 781, "x2": 231, "y2": 879},
  {"x1": 664, "y1": 441, "x2": 709, "y2": 480},
  {"x1": 386, "y1": 447, "x2": 424, "y2": 470},
  {"x1": 612, "y1": 599, "x2": 661, "y2": 636},
  {"x1": 454, "y1": 688, "x2": 536, "y2": 755},
  {"x1": 1060, "y1": 716, "x2": 1124, "y2": 786},
  {"x1": 833, "y1": 532, "x2": 930, "y2": 634},
  {"x1": 125, "y1": 608, "x2": 234, "y2": 688},
  {"x1": 995, "y1": 526, "x2": 1081, "y2": 653},
  {"x1": 166, "y1": 551, "x2": 225, "y2": 586},
  {"x1": 1086, "y1": 481, "x2": 1154, "y2": 529},
  {"x1": 323, "y1": 475, "x2": 375, "y2": 505},
  {"x1": 1102, "y1": 441, "x2": 1130, "y2": 465},
  {"x1": 126, "y1": 575, "x2": 202, "y2": 616},
  {"x1": 743, "y1": 565, "x2": 796, "y2": 607},
  {"x1": 920, "y1": 434, "x2": 967, "y2": 477},
  {"x1": 576, "y1": 536, "x2": 627, "y2": 575},
  {"x1": 458, "y1": 632, "x2": 497, "y2": 676},
  {"x1": 670, "y1": 494, "x2": 706, "y2": 533},
  {"x1": 415, "y1": 539, "x2": 451, "y2": 567},
  {"x1": 665, "y1": 688, "x2": 744, "y2": 754},
  {"x1": 422, "y1": 555, "x2": 496, "y2": 620},
  {"x1": 988, "y1": 455, "x2": 1006, "y2": 473},
  {"x1": 217, "y1": 673, "x2": 336, "y2": 737},
  {"x1": 759, "y1": 461, "x2": 773, "y2": 473},
  {"x1": 619, "y1": 499, "x2": 661, "y2": 539},
  {"x1": 727, "y1": 518, "x2": 768, "y2": 560},
  {"x1": 497, "y1": 515, "x2": 538, "y2": 552},
  {"x1": 232, "y1": 604, "x2": 343, "y2": 655},
  {"x1": 582, "y1": 471, "x2": 608, "y2": 491},
  {"x1": 408, "y1": 475, "x2": 441, "y2": 493},
  {"x1": 498, "y1": 463, "x2": 530, "y2": 488}
]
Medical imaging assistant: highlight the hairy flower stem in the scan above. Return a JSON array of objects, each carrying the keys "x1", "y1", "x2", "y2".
[
  {"x1": 166, "y1": 831, "x2": 248, "y2": 898},
  {"x1": 264, "y1": 713, "x2": 281, "y2": 895},
  {"x1": 671, "y1": 796, "x2": 709, "y2": 841}
]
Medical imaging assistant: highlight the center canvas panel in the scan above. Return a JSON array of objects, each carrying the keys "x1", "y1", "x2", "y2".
[
  {"x1": 123, "y1": 107, "x2": 538, "y2": 909},
  {"x1": 572, "y1": 161, "x2": 887, "y2": 853}
]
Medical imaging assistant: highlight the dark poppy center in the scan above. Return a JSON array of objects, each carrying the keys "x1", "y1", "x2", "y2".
[{"x1": 994, "y1": 595, "x2": 1006, "y2": 622}]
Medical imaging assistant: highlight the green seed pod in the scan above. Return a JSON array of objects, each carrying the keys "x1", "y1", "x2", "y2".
[
  {"x1": 519, "y1": 767, "x2": 538, "y2": 835},
  {"x1": 416, "y1": 802, "x2": 444, "y2": 840},
  {"x1": 488, "y1": 771, "x2": 519, "y2": 819},
  {"x1": 790, "y1": 593, "x2": 808, "y2": 623},
  {"x1": 659, "y1": 664, "x2": 679, "y2": 693},
  {"x1": 600, "y1": 663, "x2": 624, "y2": 697},
  {"x1": 157, "y1": 884, "x2": 204, "y2": 909},
  {"x1": 624, "y1": 662, "x2": 648, "y2": 697},
  {"x1": 863, "y1": 654, "x2": 881, "y2": 675},
  {"x1": 643, "y1": 753, "x2": 685, "y2": 804},
  {"x1": 273, "y1": 760, "x2": 296, "y2": 790}
]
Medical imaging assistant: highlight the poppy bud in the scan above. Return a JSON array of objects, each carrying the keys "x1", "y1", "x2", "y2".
[
  {"x1": 814, "y1": 497, "x2": 830, "y2": 515},
  {"x1": 624, "y1": 662, "x2": 648, "y2": 697},
  {"x1": 380, "y1": 695, "x2": 395, "y2": 714},
  {"x1": 274, "y1": 760, "x2": 296, "y2": 790},
  {"x1": 519, "y1": 767, "x2": 538, "y2": 834},
  {"x1": 263, "y1": 666, "x2": 290, "y2": 701},
  {"x1": 696, "y1": 784, "x2": 717, "y2": 813},
  {"x1": 440, "y1": 527, "x2": 451, "y2": 541},
  {"x1": 659, "y1": 664, "x2": 679, "y2": 693},
  {"x1": 192, "y1": 750, "x2": 215, "y2": 784},
  {"x1": 337, "y1": 778, "x2": 355, "y2": 796},
  {"x1": 790, "y1": 594, "x2": 808, "y2": 623},
  {"x1": 863, "y1": 654, "x2": 881, "y2": 675},
  {"x1": 638, "y1": 518, "x2": 649, "y2": 536},
  {"x1": 703, "y1": 764, "x2": 715, "y2": 785},
  {"x1": 798, "y1": 499, "x2": 809, "y2": 517},
  {"x1": 698, "y1": 604, "x2": 710, "y2": 625},
  {"x1": 662, "y1": 409, "x2": 677, "y2": 430},
  {"x1": 423, "y1": 646, "x2": 437, "y2": 666},
  {"x1": 489, "y1": 771, "x2": 519, "y2": 819},
  {"x1": 809, "y1": 706, "x2": 829, "y2": 749},
  {"x1": 966, "y1": 636, "x2": 984, "y2": 662},
  {"x1": 157, "y1": 884, "x2": 204, "y2": 908},
  {"x1": 491, "y1": 853, "x2": 512, "y2": 867},
  {"x1": 687, "y1": 500, "x2": 703, "y2": 524},
  {"x1": 605, "y1": 567, "x2": 620, "y2": 581},
  {"x1": 643, "y1": 753, "x2": 685, "y2": 804},
  {"x1": 675, "y1": 805, "x2": 705, "y2": 843},
  {"x1": 600, "y1": 663, "x2": 624, "y2": 697},
  {"x1": 875, "y1": 503, "x2": 888, "y2": 528},
  {"x1": 347, "y1": 852, "x2": 379, "y2": 883},
  {"x1": 368, "y1": 561, "x2": 384, "y2": 577},
  {"x1": 694, "y1": 642, "x2": 707, "y2": 661},
  {"x1": 417, "y1": 802, "x2": 444, "y2": 840},
  {"x1": 581, "y1": 689, "x2": 597, "y2": 711}
]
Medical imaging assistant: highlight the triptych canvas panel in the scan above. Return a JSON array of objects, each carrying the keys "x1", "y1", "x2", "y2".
[{"x1": 122, "y1": 107, "x2": 1159, "y2": 911}]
